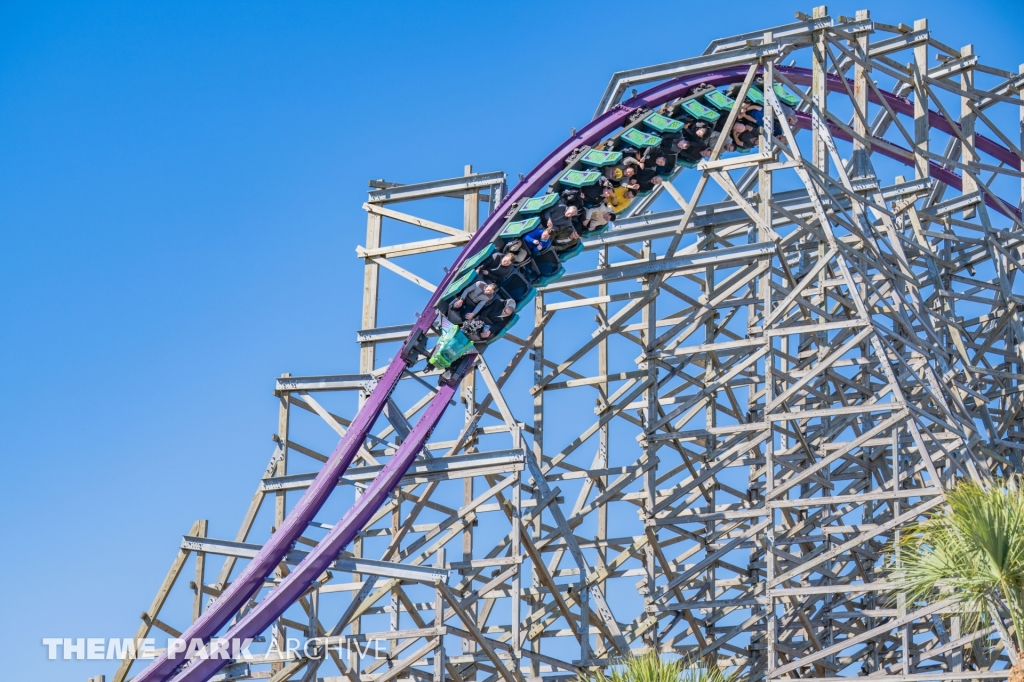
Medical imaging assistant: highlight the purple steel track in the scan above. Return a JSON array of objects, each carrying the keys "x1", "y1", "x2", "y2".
[
  {"x1": 132, "y1": 63, "x2": 1023, "y2": 682},
  {"x1": 169, "y1": 373, "x2": 464, "y2": 682}
]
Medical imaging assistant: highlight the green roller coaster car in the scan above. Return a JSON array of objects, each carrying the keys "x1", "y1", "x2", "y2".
[
  {"x1": 429, "y1": 323, "x2": 475, "y2": 370},
  {"x1": 429, "y1": 312, "x2": 522, "y2": 370}
]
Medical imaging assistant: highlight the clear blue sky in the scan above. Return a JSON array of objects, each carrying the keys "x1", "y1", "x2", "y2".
[{"x1": 2, "y1": 2, "x2": 1021, "y2": 680}]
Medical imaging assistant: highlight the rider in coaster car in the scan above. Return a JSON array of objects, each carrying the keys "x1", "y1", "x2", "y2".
[
  {"x1": 701, "y1": 129, "x2": 735, "y2": 156},
  {"x1": 478, "y1": 297, "x2": 517, "y2": 338},
  {"x1": 584, "y1": 207, "x2": 615, "y2": 233},
  {"x1": 479, "y1": 249, "x2": 532, "y2": 298},
  {"x1": 501, "y1": 239, "x2": 533, "y2": 268},
  {"x1": 523, "y1": 225, "x2": 554, "y2": 255},
  {"x1": 580, "y1": 181, "x2": 614, "y2": 208},
  {"x1": 650, "y1": 152, "x2": 677, "y2": 176},
  {"x1": 460, "y1": 316, "x2": 490, "y2": 342},
  {"x1": 606, "y1": 185, "x2": 635, "y2": 213},
  {"x1": 739, "y1": 101, "x2": 764, "y2": 126},
  {"x1": 602, "y1": 163, "x2": 639, "y2": 190},
  {"x1": 635, "y1": 165, "x2": 664, "y2": 193},
  {"x1": 548, "y1": 206, "x2": 584, "y2": 252},
  {"x1": 675, "y1": 128, "x2": 708, "y2": 164},
  {"x1": 743, "y1": 101, "x2": 792, "y2": 137},
  {"x1": 541, "y1": 202, "x2": 580, "y2": 233},
  {"x1": 477, "y1": 251, "x2": 518, "y2": 284},
  {"x1": 731, "y1": 120, "x2": 760, "y2": 149},
  {"x1": 449, "y1": 280, "x2": 498, "y2": 324},
  {"x1": 559, "y1": 187, "x2": 586, "y2": 211},
  {"x1": 619, "y1": 144, "x2": 651, "y2": 166}
]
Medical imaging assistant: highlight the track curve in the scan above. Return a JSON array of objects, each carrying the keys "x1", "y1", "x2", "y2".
[{"x1": 137, "y1": 62, "x2": 1023, "y2": 682}]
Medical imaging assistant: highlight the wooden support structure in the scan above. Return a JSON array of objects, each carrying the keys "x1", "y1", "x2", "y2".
[{"x1": 107, "y1": 14, "x2": 1024, "y2": 682}]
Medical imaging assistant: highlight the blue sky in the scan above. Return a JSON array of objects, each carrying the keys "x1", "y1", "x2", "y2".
[{"x1": 2, "y1": 1, "x2": 1022, "y2": 679}]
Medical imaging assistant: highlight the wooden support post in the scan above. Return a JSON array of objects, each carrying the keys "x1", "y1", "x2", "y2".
[
  {"x1": 511, "y1": 468, "x2": 523, "y2": 663},
  {"x1": 642, "y1": 237, "x2": 658, "y2": 651},
  {"x1": 353, "y1": 194, "x2": 383, "y2": 665},
  {"x1": 463, "y1": 164, "x2": 479, "y2": 236},
  {"x1": 960, "y1": 44, "x2": 978, "y2": 219},
  {"x1": 851, "y1": 10, "x2": 872, "y2": 180},
  {"x1": 271, "y1": 381, "x2": 290, "y2": 675},
  {"x1": 460, "y1": 164, "x2": 479, "y2": 672},
  {"x1": 913, "y1": 18, "x2": 930, "y2": 180},
  {"x1": 530, "y1": 289, "x2": 544, "y2": 677},
  {"x1": 361, "y1": 209, "x2": 382, "y2": 373},
  {"x1": 759, "y1": 115, "x2": 777, "y2": 675},
  {"x1": 192, "y1": 519, "x2": 208, "y2": 622},
  {"x1": 811, "y1": 5, "x2": 829, "y2": 175},
  {"x1": 434, "y1": 549, "x2": 446, "y2": 682},
  {"x1": 591, "y1": 245, "x2": 610, "y2": 664}
]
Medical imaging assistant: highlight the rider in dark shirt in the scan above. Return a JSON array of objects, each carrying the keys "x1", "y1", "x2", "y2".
[{"x1": 477, "y1": 251, "x2": 518, "y2": 284}]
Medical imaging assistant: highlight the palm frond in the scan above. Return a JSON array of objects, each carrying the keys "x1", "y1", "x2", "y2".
[
  {"x1": 887, "y1": 477, "x2": 1024, "y2": 654},
  {"x1": 579, "y1": 651, "x2": 733, "y2": 682}
]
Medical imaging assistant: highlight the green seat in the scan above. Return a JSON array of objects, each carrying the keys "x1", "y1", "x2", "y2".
[
  {"x1": 745, "y1": 85, "x2": 765, "y2": 105},
  {"x1": 580, "y1": 149, "x2": 623, "y2": 167},
  {"x1": 772, "y1": 83, "x2": 801, "y2": 107},
  {"x1": 678, "y1": 159, "x2": 699, "y2": 169},
  {"x1": 536, "y1": 266, "x2": 566, "y2": 287},
  {"x1": 557, "y1": 241, "x2": 585, "y2": 262},
  {"x1": 519, "y1": 193, "x2": 559, "y2": 214},
  {"x1": 484, "y1": 314, "x2": 519, "y2": 345},
  {"x1": 680, "y1": 100, "x2": 720, "y2": 123},
  {"x1": 558, "y1": 168, "x2": 602, "y2": 188},
  {"x1": 588, "y1": 223, "x2": 611, "y2": 238},
  {"x1": 514, "y1": 289, "x2": 536, "y2": 313},
  {"x1": 498, "y1": 216, "x2": 540, "y2": 240},
  {"x1": 620, "y1": 128, "x2": 662, "y2": 148},
  {"x1": 643, "y1": 112, "x2": 683, "y2": 134},
  {"x1": 439, "y1": 270, "x2": 478, "y2": 303},
  {"x1": 456, "y1": 244, "x2": 494, "y2": 276},
  {"x1": 703, "y1": 89, "x2": 735, "y2": 111},
  {"x1": 429, "y1": 324, "x2": 473, "y2": 370}
]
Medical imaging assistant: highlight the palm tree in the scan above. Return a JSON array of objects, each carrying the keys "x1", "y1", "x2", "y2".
[
  {"x1": 889, "y1": 477, "x2": 1024, "y2": 680},
  {"x1": 582, "y1": 651, "x2": 732, "y2": 682}
]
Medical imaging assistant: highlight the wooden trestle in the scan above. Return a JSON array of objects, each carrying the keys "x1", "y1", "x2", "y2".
[{"x1": 110, "y1": 9, "x2": 1024, "y2": 682}]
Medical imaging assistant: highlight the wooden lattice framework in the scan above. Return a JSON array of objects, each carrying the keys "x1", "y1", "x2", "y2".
[{"x1": 110, "y1": 9, "x2": 1024, "y2": 682}]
